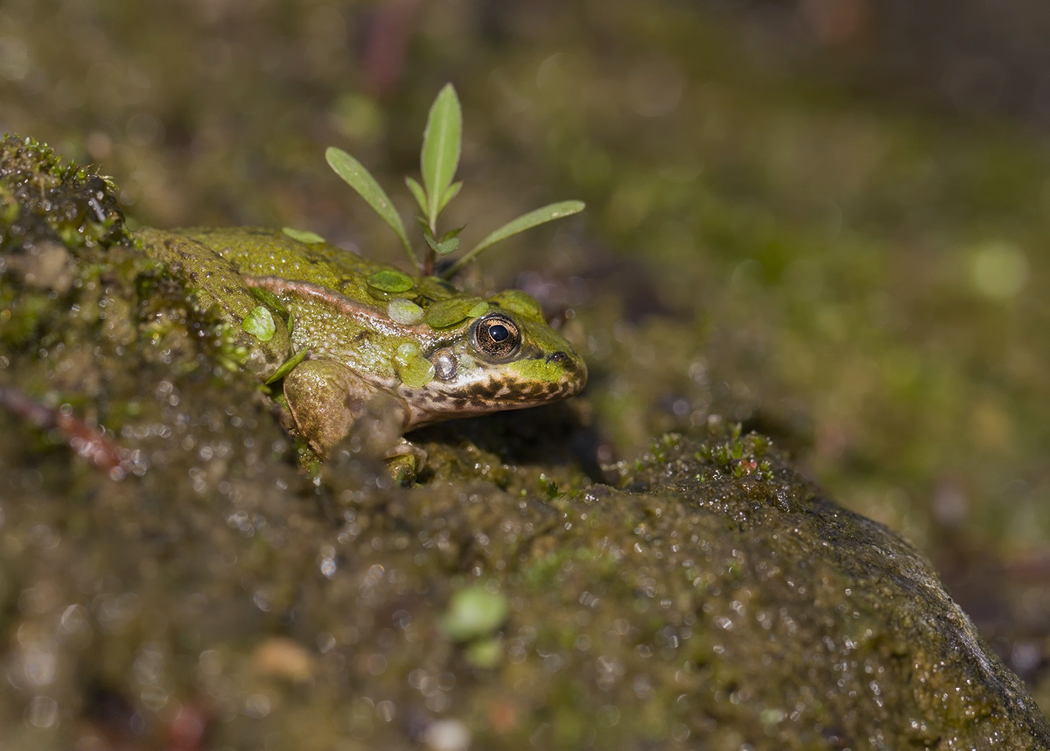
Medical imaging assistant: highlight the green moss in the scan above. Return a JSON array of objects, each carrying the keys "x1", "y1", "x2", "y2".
[
  {"x1": 0, "y1": 135, "x2": 128, "y2": 253},
  {"x1": 6, "y1": 1, "x2": 1050, "y2": 741}
]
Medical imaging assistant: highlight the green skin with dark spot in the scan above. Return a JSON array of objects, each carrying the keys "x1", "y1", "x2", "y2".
[{"x1": 134, "y1": 226, "x2": 587, "y2": 457}]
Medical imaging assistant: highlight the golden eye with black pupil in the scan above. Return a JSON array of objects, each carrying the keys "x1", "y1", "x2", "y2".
[{"x1": 471, "y1": 314, "x2": 521, "y2": 362}]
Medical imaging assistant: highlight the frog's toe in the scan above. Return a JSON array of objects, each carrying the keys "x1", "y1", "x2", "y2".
[
  {"x1": 385, "y1": 454, "x2": 419, "y2": 486},
  {"x1": 384, "y1": 439, "x2": 427, "y2": 486}
]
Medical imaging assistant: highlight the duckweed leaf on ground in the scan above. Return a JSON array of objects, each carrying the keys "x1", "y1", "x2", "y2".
[{"x1": 440, "y1": 586, "x2": 509, "y2": 642}]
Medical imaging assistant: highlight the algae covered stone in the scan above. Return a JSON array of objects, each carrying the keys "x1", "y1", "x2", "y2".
[{"x1": 2, "y1": 138, "x2": 1047, "y2": 750}]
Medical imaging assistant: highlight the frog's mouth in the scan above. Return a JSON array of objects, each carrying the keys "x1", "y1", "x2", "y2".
[{"x1": 400, "y1": 353, "x2": 587, "y2": 430}]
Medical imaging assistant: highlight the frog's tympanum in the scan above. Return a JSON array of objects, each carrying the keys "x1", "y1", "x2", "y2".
[{"x1": 135, "y1": 227, "x2": 587, "y2": 464}]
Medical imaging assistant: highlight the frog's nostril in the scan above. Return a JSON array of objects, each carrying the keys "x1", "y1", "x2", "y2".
[{"x1": 548, "y1": 351, "x2": 568, "y2": 363}]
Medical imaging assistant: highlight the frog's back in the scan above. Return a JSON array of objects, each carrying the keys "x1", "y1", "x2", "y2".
[
  {"x1": 183, "y1": 227, "x2": 402, "y2": 302},
  {"x1": 183, "y1": 227, "x2": 469, "y2": 308}
]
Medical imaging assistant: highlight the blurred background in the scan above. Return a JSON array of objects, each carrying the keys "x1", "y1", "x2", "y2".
[{"x1": 4, "y1": 0, "x2": 1050, "y2": 711}]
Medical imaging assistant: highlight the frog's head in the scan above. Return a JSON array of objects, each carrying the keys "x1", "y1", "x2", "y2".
[{"x1": 402, "y1": 290, "x2": 587, "y2": 428}]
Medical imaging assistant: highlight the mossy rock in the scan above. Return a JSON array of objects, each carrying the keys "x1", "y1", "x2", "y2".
[{"x1": 1, "y1": 136, "x2": 1046, "y2": 750}]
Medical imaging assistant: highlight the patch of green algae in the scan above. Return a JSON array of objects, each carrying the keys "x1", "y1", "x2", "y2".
[{"x1": 2, "y1": 140, "x2": 1047, "y2": 750}]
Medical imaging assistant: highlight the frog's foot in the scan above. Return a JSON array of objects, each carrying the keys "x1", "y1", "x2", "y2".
[
  {"x1": 385, "y1": 439, "x2": 428, "y2": 486},
  {"x1": 283, "y1": 358, "x2": 405, "y2": 459},
  {"x1": 283, "y1": 359, "x2": 423, "y2": 482}
]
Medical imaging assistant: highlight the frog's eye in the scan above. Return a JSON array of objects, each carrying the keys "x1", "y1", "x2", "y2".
[{"x1": 471, "y1": 314, "x2": 521, "y2": 362}]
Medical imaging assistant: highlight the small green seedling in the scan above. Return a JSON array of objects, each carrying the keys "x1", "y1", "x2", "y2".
[{"x1": 325, "y1": 84, "x2": 584, "y2": 278}]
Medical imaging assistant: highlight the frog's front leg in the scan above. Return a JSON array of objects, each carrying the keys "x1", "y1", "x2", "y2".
[
  {"x1": 283, "y1": 360, "x2": 424, "y2": 479},
  {"x1": 282, "y1": 359, "x2": 390, "y2": 456}
]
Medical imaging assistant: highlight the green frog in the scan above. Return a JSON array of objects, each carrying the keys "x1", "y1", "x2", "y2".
[{"x1": 134, "y1": 227, "x2": 587, "y2": 467}]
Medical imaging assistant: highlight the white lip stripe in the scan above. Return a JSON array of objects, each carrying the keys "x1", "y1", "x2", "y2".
[{"x1": 396, "y1": 371, "x2": 579, "y2": 429}]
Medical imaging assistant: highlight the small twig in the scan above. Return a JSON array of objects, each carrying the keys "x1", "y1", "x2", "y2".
[{"x1": 0, "y1": 386, "x2": 132, "y2": 478}]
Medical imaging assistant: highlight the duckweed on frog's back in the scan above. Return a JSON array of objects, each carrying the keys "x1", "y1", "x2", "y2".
[{"x1": 134, "y1": 226, "x2": 587, "y2": 459}]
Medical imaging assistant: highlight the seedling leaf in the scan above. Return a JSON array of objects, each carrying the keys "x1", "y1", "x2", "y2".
[
  {"x1": 436, "y1": 237, "x2": 461, "y2": 255},
  {"x1": 438, "y1": 180, "x2": 463, "y2": 215},
  {"x1": 326, "y1": 146, "x2": 418, "y2": 269},
  {"x1": 421, "y1": 84, "x2": 462, "y2": 229},
  {"x1": 443, "y1": 200, "x2": 585, "y2": 278},
  {"x1": 266, "y1": 347, "x2": 309, "y2": 384},
  {"x1": 424, "y1": 233, "x2": 460, "y2": 256},
  {"x1": 282, "y1": 227, "x2": 326, "y2": 244},
  {"x1": 405, "y1": 176, "x2": 428, "y2": 216}
]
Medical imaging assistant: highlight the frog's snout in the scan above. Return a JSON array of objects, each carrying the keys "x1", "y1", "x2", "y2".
[{"x1": 559, "y1": 354, "x2": 588, "y2": 397}]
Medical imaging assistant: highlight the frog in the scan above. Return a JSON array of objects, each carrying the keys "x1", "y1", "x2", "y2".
[{"x1": 134, "y1": 226, "x2": 587, "y2": 471}]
